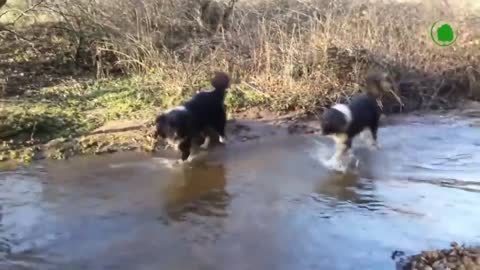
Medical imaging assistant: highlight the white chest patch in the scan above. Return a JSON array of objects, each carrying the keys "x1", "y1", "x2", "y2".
[
  {"x1": 332, "y1": 104, "x2": 353, "y2": 124},
  {"x1": 165, "y1": 105, "x2": 187, "y2": 113}
]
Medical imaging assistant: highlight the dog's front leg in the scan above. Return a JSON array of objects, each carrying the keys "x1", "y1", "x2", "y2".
[
  {"x1": 332, "y1": 134, "x2": 352, "y2": 161},
  {"x1": 369, "y1": 127, "x2": 381, "y2": 150},
  {"x1": 179, "y1": 138, "x2": 192, "y2": 161}
]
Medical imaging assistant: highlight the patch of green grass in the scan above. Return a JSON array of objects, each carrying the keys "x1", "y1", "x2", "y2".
[
  {"x1": 0, "y1": 102, "x2": 95, "y2": 143},
  {"x1": 86, "y1": 79, "x2": 160, "y2": 122},
  {"x1": 0, "y1": 141, "x2": 36, "y2": 163},
  {"x1": 1, "y1": 71, "x2": 317, "y2": 147},
  {"x1": 225, "y1": 84, "x2": 271, "y2": 112},
  {"x1": 1, "y1": 73, "x2": 186, "y2": 144}
]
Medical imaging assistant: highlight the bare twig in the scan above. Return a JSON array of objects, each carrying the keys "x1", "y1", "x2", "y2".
[
  {"x1": 11, "y1": 0, "x2": 47, "y2": 25},
  {"x1": 30, "y1": 121, "x2": 37, "y2": 141},
  {"x1": 0, "y1": 0, "x2": 47, "y2": 42}
]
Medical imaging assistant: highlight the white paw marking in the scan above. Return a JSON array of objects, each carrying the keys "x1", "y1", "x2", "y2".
[
  {"x1": 200, "y1": 137, "x2": 210, "y2": 149},
  {"x1": 219, "y1": 136, "x2": 226, "y2": 144},
  {"x1": 354, "y1": 159, "x2": 360, "y2": 168}
]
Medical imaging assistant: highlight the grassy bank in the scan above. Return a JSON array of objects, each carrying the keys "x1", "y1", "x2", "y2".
[{"x1": 1, "y1": 0, "x2": 479, "y2": 164}]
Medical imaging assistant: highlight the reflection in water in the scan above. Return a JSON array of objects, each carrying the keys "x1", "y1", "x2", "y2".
[
  {"x1": 0, "y1": 171, "x2": 61, "y2": 270},
  {"x1": 164, "y1": 162, "x2": 230, "y2": 222},
  {"x1": 0, "y1": 173, "x2": 49, "y2": 256},
  {"x1": 314, "y1": 172, "x2": 382, "y2": 211},
  {"x1": 0, "y1": 204, "x2": 7, "y2": 255},
  {"x1": 313, "y1": 145, "x2": 386, "y2": 212},
  {"x1": 161, "y1": 162, "x2": 231, "y2": 251}
]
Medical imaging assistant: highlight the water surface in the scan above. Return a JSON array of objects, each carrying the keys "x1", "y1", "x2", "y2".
[{"x1": 1, "y1": 114, "x2": 480, "y2": 270}]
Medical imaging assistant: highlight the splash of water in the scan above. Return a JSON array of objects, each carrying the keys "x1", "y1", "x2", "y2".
[
  {"x1": 152, "y1": 157, "x2": 182, "y2": 169},
  {"x1": 310, "y1": 139, "x2": 359, "y2": 174},
  {"x1": 322, "y1": 152, "x2": 359, "y2": 174},
  {"x1": 108, "y1": 157, "x2": 185, "y2": 170}
]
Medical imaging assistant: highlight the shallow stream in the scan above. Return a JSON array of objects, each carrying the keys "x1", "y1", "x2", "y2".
[{"x1": 1, "y1": 114, "x2": 480, "y2": 270}]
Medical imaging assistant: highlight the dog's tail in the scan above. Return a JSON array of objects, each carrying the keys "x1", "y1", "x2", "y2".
[{"x1": 211, "y1": 71, "x2": 231, "y2": 97}]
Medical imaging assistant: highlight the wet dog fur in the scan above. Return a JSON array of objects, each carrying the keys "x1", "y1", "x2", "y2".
[
  {"x1": 321, "y1": 72, "x2": 393, "y2": 160},
  {"x1": 154, "y1": 71, "x2": 230, "y2": 161}
]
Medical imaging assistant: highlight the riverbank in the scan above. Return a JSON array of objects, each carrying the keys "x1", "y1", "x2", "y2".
[{"x1": 3, "y1": 97, "x2": 480, "y2": 169}]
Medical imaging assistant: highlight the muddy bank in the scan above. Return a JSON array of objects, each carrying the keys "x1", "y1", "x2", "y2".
[
  {"x1": 0, "y1": 104, "x2": 393, "y2": 166},
  {"x1": 2, "y1": 100, "x2": 480, "y2": 167},
  {"x1": 0, "y1": 111, "x2": 318, "y2": 166}
]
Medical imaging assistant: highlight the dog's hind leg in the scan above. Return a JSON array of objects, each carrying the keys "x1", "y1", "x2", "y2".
[
  {"x1": 218, "y1": 135, "x2": 226, "y2": 144},
  {"x1": 192, "y1": 133, "x2": 208, "y2": 149},
  {"x1": 213, "y1": 111, "x2": 228, "y2": 144}
]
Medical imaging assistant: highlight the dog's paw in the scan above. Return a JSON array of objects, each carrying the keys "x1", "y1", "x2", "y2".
[
  {"x1": 175, "y1": 159, "x2": 184, "y2": 165},
  {"x1": 323, "y1": 157, "x2": 349, "y2": 173},
  {"x1": 370, "y1": 142, "x2": 381, "y2": 150},
  {"x1": 354, "y1": 159, "x2": 360, "y2": 168},
  {"x1": 200, "y1": 137, "x2": 210, "y2": 149},
  {"x1": 218, "y1": 136, "x2": 227, "y2": 144}
]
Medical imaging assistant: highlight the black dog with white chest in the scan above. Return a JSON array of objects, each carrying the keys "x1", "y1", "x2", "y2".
[
  {"x1": 321, "y1": 72, "x2": 393, "y2": 160},
  {"x1": 154, "y1": 71, "x2": 230, "y2": 161}
]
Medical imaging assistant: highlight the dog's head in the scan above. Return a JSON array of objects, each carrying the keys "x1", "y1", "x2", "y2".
[
  {"x1": 211, "y1": 71, "x2": 231, "y2": 91},
  {"x1": 365, "y1": 71, "x2": 404, "y2": 108},
  {"x1": 321, "y1": 104, "x2": 352, "y2": 135},
  {"x1": 365, "y1": 72, "x2": 393, "y2": 97},
  {"x1": 154, "y1": 108, "x2": 192, "y2": 141}
]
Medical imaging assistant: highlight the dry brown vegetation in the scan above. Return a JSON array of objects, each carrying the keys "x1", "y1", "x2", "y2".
[
  {"x1": 1, "y1": 0, "x2": 480, "y2": 162},
  {"x1": 2, "y1": 0, "x2": 480, "y2": 109}
]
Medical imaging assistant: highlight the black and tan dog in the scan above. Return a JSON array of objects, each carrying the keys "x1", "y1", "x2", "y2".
[
  {"x1": 321, "y1": 72, "x2": 395, "y2": 161},
  {"x1": 154, "y1": 71, "x2": 230, "y2": 162}
]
